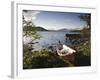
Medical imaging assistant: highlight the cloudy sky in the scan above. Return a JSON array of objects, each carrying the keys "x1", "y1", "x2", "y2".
[{"x1": 23, "y1": 10, "x2": 89, "y2": 30}]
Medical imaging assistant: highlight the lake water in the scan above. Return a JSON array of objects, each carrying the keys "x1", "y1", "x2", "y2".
[{"x1": 24, "y1": 31, "x2": 80, "y2": 51}]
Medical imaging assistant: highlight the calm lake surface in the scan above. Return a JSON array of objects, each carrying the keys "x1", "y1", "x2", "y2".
[{"x1": 24, "y1": 31, "x2": 80, "y2": 51}]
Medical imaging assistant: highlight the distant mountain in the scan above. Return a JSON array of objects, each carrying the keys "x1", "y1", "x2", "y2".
[
  {"x1": 70, "y1": 29, "x2": 82, "y2": 32},
  {"x1": 33, "y1": 27, "x2": 82, "y2": 32},
  {"x1": 57, "y1": 28, "x2": 70, "y2": 31},
  {"x1": 34, "y1": 26, "x2": 48, "y2": 31}
]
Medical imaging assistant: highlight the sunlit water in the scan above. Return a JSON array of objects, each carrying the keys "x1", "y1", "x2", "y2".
[{"x1": 24, "y1": 31, "x2": 80, "y2": 51}]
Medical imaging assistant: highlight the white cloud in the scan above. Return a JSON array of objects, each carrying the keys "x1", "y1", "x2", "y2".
[{"x1": 23, "y1": 10, "x2": 40, "y2": 21}]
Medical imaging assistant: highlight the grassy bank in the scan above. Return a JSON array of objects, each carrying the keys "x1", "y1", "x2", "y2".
[
  {"x1": 23, "y1": 46, "x2": 73, "y2": 69},
  {"x1": 23, "y1": 42, "x2": 91, "y2": 69},
  {"x1": 74, "y1": 42, "x2": 91, "y2": 66}
]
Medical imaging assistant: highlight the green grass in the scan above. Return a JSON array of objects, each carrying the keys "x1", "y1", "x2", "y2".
[
  {"x1": 23, "y1": 48, "x2": 72, "y2": 69},
  {"x1": 74, "y1": 40, "x2": 91, "y2": 66},
  {"x1": 23, "y1": 40, "x2": 91, "y2": 69}
]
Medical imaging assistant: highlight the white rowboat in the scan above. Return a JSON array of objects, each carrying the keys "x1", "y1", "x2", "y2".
[{"x1": 56, "y1": 44, "x2": 76, "y2": 56}]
